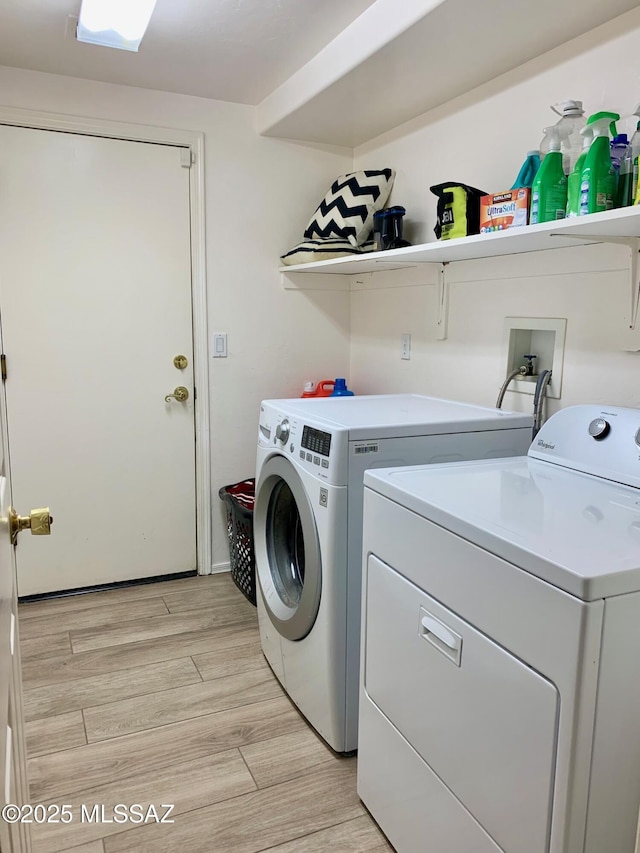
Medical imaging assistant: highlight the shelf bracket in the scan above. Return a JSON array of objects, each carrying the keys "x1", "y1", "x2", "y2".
[
  {"x1": 436, "y1": 263, "x2": 449, "y2": 341},
  {"x1": 550, "y1": 232, "x2": 640, "y2": 347}
]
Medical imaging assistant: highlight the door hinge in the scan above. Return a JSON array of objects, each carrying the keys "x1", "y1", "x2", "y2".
[
  {"x1": 1, "y1": 354, "x2": 7, "y2": 382},
  {"x1": 180, "y1": 148, "x2": 195, "y2": 168}
]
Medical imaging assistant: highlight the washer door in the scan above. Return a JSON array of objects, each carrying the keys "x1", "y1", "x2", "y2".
[{"x1": 254, "y1": 455, "x2": 322, "y2": 641}]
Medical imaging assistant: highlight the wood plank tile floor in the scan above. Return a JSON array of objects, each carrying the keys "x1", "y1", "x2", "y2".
[{"x1": 18, "y1": 573, "x2": 393, "y2": 853}]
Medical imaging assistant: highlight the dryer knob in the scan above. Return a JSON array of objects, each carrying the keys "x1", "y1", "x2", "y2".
[
  {"x1": 275, "y1": 419, "x2": 290, "y2": 443},
  {"x1": 588, "y1": 418, "x2": 610, "y2": 440}
]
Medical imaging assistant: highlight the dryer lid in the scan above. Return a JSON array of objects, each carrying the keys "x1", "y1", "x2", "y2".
[{"x1": 364, "y1": 455, "x2": 640, "y2": 601}]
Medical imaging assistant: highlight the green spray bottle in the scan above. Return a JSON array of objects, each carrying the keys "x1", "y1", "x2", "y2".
[
  {"x1": 530, "y1": 127, "x2": 567, "y2": 223},
  {"x1": 566, "y1": 126, "x2": 592, "y2": 217},
  {"x1": 578, "y1": 111, "x2": 620, "y2": 215}
]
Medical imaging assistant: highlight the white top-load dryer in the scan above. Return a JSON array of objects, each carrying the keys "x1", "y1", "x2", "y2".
[
  {"x1": 359, "y1": 404, "x2": 640, "y2": 853},
  {"x1": 253, "y1": 394, "x2": 532, "y2": 753}
]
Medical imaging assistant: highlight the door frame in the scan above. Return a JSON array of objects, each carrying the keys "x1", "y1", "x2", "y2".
[{"x1": 0, "y1": 106, "x2": 211, "y2": 576}]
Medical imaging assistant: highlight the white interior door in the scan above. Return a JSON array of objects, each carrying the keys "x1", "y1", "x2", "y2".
[
  {"x1": 0, "y1": 320, "x2": 31, "y2": 853},
  {"x1": 0, "y1": 124, "x2": 196, "y2": 596}
]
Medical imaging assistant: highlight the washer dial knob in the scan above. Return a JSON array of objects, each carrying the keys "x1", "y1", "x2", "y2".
[
  {"x1": 275, "y1": 419, "x2": 290, "y2": 443},
  {"x1": 588, "y1": 418, "x2": 610, "y2": 440}
]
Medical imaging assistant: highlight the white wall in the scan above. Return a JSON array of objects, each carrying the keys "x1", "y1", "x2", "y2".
[
  {"x1": 351, "y1": 8, "x2": 640, "y2": 414},
  {"x1": 0, "y1": 65, "x2": 354, "y2": 570}
]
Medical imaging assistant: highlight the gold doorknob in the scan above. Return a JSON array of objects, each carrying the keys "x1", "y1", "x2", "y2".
[
  {"x1": 165, "y1": 386, "x2": 189, "y2": 403},
  {"x1": 9, "y1": 507, "x2": 53, "y2": 545}
]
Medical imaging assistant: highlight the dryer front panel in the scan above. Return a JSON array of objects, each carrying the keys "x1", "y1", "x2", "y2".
[
  {"x1": 254, "y1": 455, "x2": 322, "y2": 641},
  {"x1": 363, "y1": 554, "x2": 559, "y2": 853}
]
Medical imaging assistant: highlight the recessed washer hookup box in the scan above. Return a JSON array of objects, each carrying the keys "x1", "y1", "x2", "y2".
[{"x1": 480, "y1": 188, "x2": 530, "y2": 233}]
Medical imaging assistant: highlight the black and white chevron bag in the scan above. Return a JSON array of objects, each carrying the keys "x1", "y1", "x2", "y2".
[{"x1": 303, "y1": 169, "x2": 395, "y2": 247}]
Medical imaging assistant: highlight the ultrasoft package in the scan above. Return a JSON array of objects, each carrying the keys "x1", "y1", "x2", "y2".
[{"x1": 480, "y1": 188, "x2": 530, "y2": 233}]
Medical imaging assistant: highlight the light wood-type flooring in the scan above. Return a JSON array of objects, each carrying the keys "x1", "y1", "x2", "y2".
[{"x1": 18, "y1": 573, "x2": 393, "y2": 853}]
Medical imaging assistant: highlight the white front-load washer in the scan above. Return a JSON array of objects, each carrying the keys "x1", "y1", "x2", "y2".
[
  {"x1": 359, "y1": 404, "x2": 640, "y2": 852},
  {"x1": 254, "y1": 394, "x2": 533, "y2": 753}
]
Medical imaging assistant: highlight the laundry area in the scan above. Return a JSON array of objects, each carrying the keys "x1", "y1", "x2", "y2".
[{"x1": 2, "y1": 0, "x2": 640, "y2": 851}]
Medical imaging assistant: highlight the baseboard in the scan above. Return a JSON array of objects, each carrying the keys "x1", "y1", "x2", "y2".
[{"x1": 210, "y1": 562, "x2": 231, "y2": 575}]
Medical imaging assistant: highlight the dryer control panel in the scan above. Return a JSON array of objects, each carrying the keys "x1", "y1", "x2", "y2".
[{"x1": 529, "y1": 404, "x2": 640, "y2": 490}]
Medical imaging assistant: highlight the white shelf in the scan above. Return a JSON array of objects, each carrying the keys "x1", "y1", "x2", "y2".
[
  {"x1": 257, "y1": 0, "x2": 638, "y2": 147},
  {"x1": 281, "y1": 205, "x2": 640, "y2": 351},
  {"x1": 280, "y1": 206, "x2": 640, "y2": 275}
]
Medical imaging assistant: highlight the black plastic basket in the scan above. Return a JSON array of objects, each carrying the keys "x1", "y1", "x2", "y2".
[{"x1": 218, "y1": 478, "x2": 256, "y2": 606}]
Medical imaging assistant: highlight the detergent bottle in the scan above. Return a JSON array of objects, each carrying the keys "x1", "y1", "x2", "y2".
[
  {"x1": 610, "y1": 132, "x2": 629, "y2": 173},
  {"x1": 511, "y1": 151, "x2": 541, "y2": 189},
  {"x1": 530, "y1": 127, "x2": 567, "y2": 224},
  {"x1": 610, "y1": 133, "x2": 633, "y2": 207},
  {"x1": 578, "y1": 111, "x2": 619, "y2": 215},
  {"x1": 301, "y1": 380, "x2": 335, "y2": 398},
  {"x1": 330, "y1": 378, "x2": 354, "y2": 397},
  {"x1": 539, "y1": 100, "x2": 586, "y2": 173},
  {"x1": 566, "y1": 127, "x2": 592, "y2": 217}
]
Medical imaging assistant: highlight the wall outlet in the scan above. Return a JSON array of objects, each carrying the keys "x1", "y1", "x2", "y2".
[
  {"x1": 502, "y1": 317, "x2": 566, "y2": 399},
  {"x1": 401, "y1": 333, "x2": 411, "y2": 360}
]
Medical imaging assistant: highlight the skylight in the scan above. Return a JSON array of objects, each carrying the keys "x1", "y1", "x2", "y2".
[{"x1": 76, "y1": 0, "x2": 158, "y2": 52}]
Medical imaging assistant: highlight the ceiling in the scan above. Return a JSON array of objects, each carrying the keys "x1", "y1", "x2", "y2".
[
  {"x1": 2, "y1": 0, "x2": 637, "y2": 148},
  {"x1": 0, "y1": 0, "x2": 376, "y2": 105},
  {"x1": 257, "y1": 0, "x2": 640, "y2": 146}
]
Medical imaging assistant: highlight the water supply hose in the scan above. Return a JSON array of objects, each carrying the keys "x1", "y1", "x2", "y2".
[
  {"x1": 532, "y1": 370, "x2": 553, "y2": 438},
  {"x1": 496, "y1": 365, "x2": 527, "y2": 409}
]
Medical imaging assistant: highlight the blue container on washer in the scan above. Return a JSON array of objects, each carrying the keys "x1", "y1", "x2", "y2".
[{"x1": 330, "y1": 378, "x2": 354, "y2": 397}]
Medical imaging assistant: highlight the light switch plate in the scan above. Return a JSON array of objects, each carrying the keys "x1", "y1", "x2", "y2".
[
  {"x1": 212, "y1": 333, "x2": 227, "y2": 358},
  {"x1": 401, "y1": 333, "x2": 411, "y2": 360}
]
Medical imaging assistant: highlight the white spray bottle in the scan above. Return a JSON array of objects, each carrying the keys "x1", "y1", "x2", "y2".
[{"x1": 539, "y1": 100, "x2": 586, "y2": 173}]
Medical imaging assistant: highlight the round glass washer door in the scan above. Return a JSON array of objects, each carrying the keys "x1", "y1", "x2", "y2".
[{"x1": 254, "y1": 455, "x2": 322, "y2": 641}]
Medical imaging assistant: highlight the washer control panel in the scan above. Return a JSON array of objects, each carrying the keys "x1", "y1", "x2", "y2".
[
  {"x1": 275, "y1": 419, "x2": 290, "y2": 444},
  {"x1": 297, "y1": 425, "x2": 331, "y2": 471},
  {"x1": 259, "y1": 405, "x2": 336, "y2": 478},
  {"x1": 301, "y1": 425, "x2": 332, "y2": 458}
]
